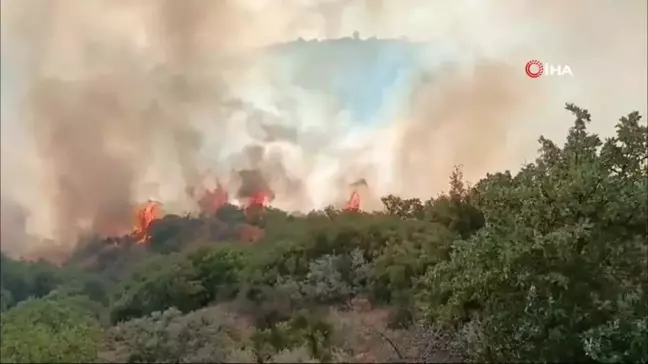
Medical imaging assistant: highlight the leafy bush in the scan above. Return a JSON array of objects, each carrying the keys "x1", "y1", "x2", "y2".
[
  {"x1": 418, "y1": 105, "x2": 648, "y2": 362},
  {"x1": 110, "y1": 254, "x2": 206, "y2": 323},
  {"x1": 0, "y1": 296, "x2": 102, "y2": 363},
  {"x1": 0, "y1": 253, "x2": 110, "y2": 316},
  {"x1": 102, "y1": 306, "x2": 245, "y2": 363},
  {"x1": 187, "y1": 244, "x2": 251, "y2": 303},
  {"x1": 0, "y1": 255, "x2": 64, "y2": 308},
  {"x1": 0, "y1": 288, "x2": 12, "y2": 312},
  {"x1": 249, "y1": 309, "x2": 334, "y2": 362}
]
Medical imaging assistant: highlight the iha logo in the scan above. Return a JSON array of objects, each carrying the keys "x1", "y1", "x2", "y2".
[{"x1": 525, "y1": 59, "x2": 573, "y2": 78}]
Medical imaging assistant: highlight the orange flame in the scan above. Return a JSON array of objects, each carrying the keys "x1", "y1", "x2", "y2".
[
  {"x1": 243, "y1": 190, "x2": 270, "y2": 221},
  {"x1": 248, "y1": 190, "x2": 268, "y2": 208},
  {"x1": 199, "y1": 182, "x2": 229, "y2": 215},
  {"x1": 344, "y1": 191, "x2": 361, "y2": 212},
  {"x1": 132, "y1": 200, "x2": 161, "y2": 244}
]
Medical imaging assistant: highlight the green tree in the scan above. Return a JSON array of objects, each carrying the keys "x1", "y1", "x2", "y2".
[
  {"x1": 0, "y1": 254, "x2": 63, "y2": 308},
  {"x1": 102, "y1": 306, "x2": 242, "y2": 363},
  {"x1": 0, "y1": 287, "x2": 13, "y2": 312},
  {"x1": 187, "y1": 244, "x2": 250, "y2": 303},
  {"x1": 0, "y1": 296, "x2": 102, "y2": 363},
  {"x1": 419, "y1": 105, "x2": 648, "y2": 362},
  {"x1": 110, "y1": 253, "x2": 205, "y2": 323}
]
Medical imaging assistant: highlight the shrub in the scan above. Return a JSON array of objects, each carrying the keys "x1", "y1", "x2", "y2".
[
  {"x1": 187, "y1": 244, "x2": 250, "y2": 303},
  {"x1": 102, "y1": 306, "x2": 244, "y2": 363},
  {"x1": 110, "y1": 254, "x2": 205, "y2": 323},
  {"x1": 418, "y1": 105, "x2": 648, "y2": 362},
  {"x1": 0, "y1": 297, "x2": 102, "y2": 363}
]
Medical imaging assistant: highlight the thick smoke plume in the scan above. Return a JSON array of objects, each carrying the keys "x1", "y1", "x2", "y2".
[{"x1": 1, "y1": 0, "x2": 646, "y2": 257}]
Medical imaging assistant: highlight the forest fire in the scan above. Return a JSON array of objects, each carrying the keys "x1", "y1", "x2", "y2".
[
  {"x1": 247, "y1": 190, "x2": 269, "y2": 208},
  {"x1": 197, "y1": 182, "x2": 229, "y2": 215},
  {"x1": 344, "y1": 191, "x2": 361, "y2": 212},
  {"x1": 116, "y1": 173, "x2": 363, "y2": 249},
  {"x1": 344, "y1": 178, "x2": 367, "y2": 212},
  {"x1": 243, "y1": 189, "x2": 271, "y2": 220},
  {"x1": 132, "y1": 200, "x2": 162, "y2": 244}
]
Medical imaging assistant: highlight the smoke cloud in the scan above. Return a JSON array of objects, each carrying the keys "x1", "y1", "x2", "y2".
[{"x1": 1, "y1": 0, "x2": 646, "y2": 256}]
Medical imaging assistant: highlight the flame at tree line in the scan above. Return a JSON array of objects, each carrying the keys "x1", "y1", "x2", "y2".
[
  {"x1": 343, "y1": 178, "x2": 367, "y2": 212},
  {"x1": 0, "y1": 0, "x2": 644, "y2": 264},
  {"x1": 187, "y1": 182, "x2": 229, "y2": 216},
  {"x1": 131, "y1": 181, "x2": 364, "y2": 244},
  {"x1": 344, "y1": 191, "x2": 360, "y2": 212},
  {"x1": 131, "y1": 200, "x2": 162, "y2": 244}
]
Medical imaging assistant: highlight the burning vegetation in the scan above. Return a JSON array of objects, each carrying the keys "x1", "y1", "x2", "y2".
[
  {"x1": 0, "y1": 0, "x2": 645, "y2": 360},
  {"x1": 131, "y1": 200, "x2": 162, "y2": 244},
  {"x1": 200, "y1": 183, "x2": 229, "y2": 216},
  {"x1": 2, "y1": 105, "x2": 647, "y2": 364},
  {"x1": 116, "y1": 171, "x2": 367, "y2": 255},
  {"x1": 344, "y1": 178, "x2": 368, "y2": 212},
  {"x1": 61, "y1": 171, "x2": 367, "y2": 278}
]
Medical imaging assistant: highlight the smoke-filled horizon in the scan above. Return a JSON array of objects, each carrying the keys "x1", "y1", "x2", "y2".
[{"x1": 1, "y1": 0, "x2": 646, "y2": 257}]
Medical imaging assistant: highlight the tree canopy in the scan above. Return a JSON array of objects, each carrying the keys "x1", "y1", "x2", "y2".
[{"x1": 1, "y1": 104, "x2": 646, "y2": 363}]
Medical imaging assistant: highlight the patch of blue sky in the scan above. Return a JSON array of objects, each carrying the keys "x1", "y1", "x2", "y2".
[
  {"x1": 265, "y1": 40, "x2": 424, "y2": 133},
  {"x1": 330, "y1": 45, "x2": 417, "y2": 127}
]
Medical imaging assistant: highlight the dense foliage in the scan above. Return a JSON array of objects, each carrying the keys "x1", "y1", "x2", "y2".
[
  {"x1": 1, "y1": 104, "x2": 646, "y2": 363},
  {"x1": 1, "y1": 296, "x2": 102, "y2": 363}
]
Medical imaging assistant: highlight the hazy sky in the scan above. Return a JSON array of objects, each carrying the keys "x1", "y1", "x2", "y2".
[{"x1": 1, "y1": 0, "x2": 646, "y2": 253}]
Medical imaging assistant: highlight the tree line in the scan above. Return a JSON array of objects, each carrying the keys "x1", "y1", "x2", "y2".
[{"x1": 1, "y1": 104, "x2": 646, "y2": 363}]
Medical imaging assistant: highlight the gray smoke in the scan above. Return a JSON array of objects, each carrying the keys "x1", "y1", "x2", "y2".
[{"x1": 0, "y1": 0, "x2": 645, "y2": 258}]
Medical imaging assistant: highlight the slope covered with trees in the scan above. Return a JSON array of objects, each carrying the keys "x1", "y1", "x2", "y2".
[{"x1": 1, "y1": 104, "x2": 646, "y2": 363}]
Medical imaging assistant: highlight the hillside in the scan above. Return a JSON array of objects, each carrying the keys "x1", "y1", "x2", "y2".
[{"x1": 1, "y1": 104, "x2": 646, "y2": 363}]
